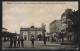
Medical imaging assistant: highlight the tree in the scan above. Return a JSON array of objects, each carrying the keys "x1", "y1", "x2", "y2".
[{"x1": 67, "y1": 10, "x2": 80, "y2": 47}]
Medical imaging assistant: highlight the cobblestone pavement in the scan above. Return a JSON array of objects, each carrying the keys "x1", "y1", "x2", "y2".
[{"x1": 2, "y1": 40, "x2": 76, "y2": 49}]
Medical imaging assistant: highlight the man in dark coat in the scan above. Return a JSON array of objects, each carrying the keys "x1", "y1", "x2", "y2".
[
  {"x1": 31, "y1": 36, "x2": 35, "y2": 47},
  {"x1": 20, "y1": 37, "x2": 24, "y2": 48},
  {"x1": 10, "y1": 36, "x2": 13, "y2": 48},
  {"x1": 13, "y1": 36, "x2": 17, "y2": 48},
  {"x1": 43, "y1": 37, "x2": 47, "y2": 45},
  {"x1": 17, "y1": 37, "x2": 20, "y2": 48}
]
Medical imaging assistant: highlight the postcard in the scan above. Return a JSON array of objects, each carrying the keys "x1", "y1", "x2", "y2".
[{"x1": 2, "y1": 1, "x2": 79, "y2": 50}]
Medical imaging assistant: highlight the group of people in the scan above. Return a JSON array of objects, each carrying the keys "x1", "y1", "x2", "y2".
[
  {"x1": 10, "y1": 36, "x2": 24, "y2": 48},
  {"x1": 9, "y1": 35, "x2": 47, "y2": 48},
  {"x1": 30, "y1": 35, "x2": 48, "y2": 47}
]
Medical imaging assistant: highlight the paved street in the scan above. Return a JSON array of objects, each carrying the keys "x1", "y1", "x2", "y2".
[
  {"x1": 2, "y1": 40, "x2": 76, "y2": 49},
  {"x1": 2, "y1": 41, "x2": 10, "y2": 48},
  {"x1": 24, "y1": 41, "x2": 61, "y2": 48}
]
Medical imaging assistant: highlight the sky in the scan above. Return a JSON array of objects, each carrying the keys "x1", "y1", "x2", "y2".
[{"x1": 3, "y1": 1, "x2": 78, "y2": 34}]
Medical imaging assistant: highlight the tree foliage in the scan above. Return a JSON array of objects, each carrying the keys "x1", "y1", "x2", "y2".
[{"x1": 67, "y1": 9, "x2": 80, "y2": 45}]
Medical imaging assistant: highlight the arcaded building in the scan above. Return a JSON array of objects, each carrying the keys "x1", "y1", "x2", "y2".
[{"x1": 20, "y1": 26, "x2": 44, "y2": 40}]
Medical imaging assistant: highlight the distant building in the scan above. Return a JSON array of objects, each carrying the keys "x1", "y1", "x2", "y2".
[
  {"x1": 49, "y1": 20, "x2": 62, "y2": 33},
  {"x1": 49, "y1": 20, "x2": 62, "y2": 42},
  {"x1": 20, "y1": 26, "x2": 44, "y2": 40},
  {"x1": 2, "y1": 28, "x2": 17, "y2": 41}
]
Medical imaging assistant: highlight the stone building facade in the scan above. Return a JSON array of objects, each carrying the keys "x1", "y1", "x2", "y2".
[
  {"x1": 49, "y1": 20, "x2": 62, "y2": 33},
  {"x1": 49, "y1": 9, "x2": 74, "y2": 42},
  {"x1": 20, "y1": 26, "x2": 44, "y2": 40}
]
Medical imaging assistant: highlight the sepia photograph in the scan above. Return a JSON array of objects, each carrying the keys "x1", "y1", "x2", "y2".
[{"x1": 2, "y1": 1, "x2": 80, "y2": 50}]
